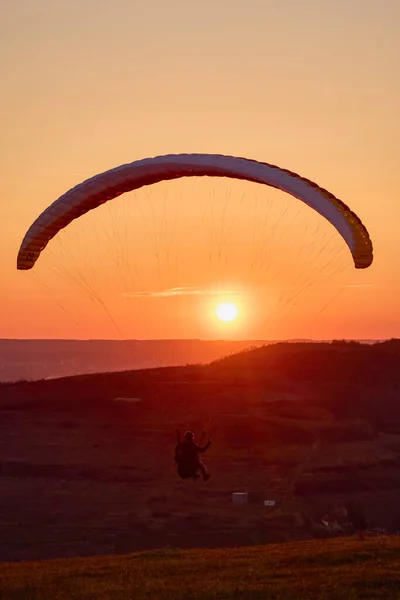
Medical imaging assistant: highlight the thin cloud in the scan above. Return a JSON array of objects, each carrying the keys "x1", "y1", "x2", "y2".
[{"x1": 122, "y1": 286, "x2": 238, "y2": 298}]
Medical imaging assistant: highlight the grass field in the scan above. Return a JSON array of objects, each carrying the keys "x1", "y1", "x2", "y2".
[{"x1": 1, "y1": 536, "x2": 400, "y2": 599}]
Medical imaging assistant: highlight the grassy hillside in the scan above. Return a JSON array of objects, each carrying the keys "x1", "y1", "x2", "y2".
[
  {"x1": 1, "y1": 536, "x2": 400, "y2": 599},
  {"x1": 1, "y1": 340, "x2": 400, "y2": 563}
]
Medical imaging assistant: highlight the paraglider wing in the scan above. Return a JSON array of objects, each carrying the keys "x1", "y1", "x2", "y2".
[{"x1": 17, "y1": 154, "x2": 373, "y2": 270}]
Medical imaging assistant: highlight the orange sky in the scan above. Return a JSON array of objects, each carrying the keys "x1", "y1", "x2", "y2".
[{"x1": 1, "y1": 0, "x2": 399, "y2": 340}]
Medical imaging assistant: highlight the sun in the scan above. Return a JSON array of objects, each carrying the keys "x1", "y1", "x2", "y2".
[{"x1": 216, "y1": 302, "x2": 238, "y2": 322}]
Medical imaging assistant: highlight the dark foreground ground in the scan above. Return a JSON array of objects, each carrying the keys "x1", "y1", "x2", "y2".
[
  {"x1": 2, "y1": 340, "x2": 400, "y2": 563},
  {"x1": 1, "y1": 536, "x2": 400, "y2": 599}
]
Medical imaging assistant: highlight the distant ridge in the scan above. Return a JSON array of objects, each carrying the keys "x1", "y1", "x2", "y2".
[{"x1": 0, "y1": 338, "x2": 383, "y2": 383}]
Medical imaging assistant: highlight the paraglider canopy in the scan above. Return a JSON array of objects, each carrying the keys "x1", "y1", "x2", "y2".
[{"x1": 17, "y1": 153, "x2": 373, "y2": 271}]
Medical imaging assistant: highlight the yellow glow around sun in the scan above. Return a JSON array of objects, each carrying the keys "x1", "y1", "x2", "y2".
[{"x1": 216, "y1": 302, "x2": 238, "y2": 322}]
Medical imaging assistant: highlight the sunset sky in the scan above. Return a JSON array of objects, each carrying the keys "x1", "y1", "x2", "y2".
[{"x1": 1, "y1": 0, "x2": 399, "y2": 341}]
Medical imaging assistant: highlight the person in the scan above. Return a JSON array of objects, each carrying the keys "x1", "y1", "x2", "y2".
[{"x1": 174, "y1": 429, "x2": 211, "y2": 481}]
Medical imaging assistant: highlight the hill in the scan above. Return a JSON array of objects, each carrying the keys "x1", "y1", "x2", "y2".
[
  {"x1": 0, "y1": 338, "x2": 271, "y2": 382},
  {"x1": 1, "y1": 340, "x2": 400, "y2": 563},
  {"x1": 1, "y1": 536, "x2": 399, "y2": 599},
  {"x1": 0, "y1": 338, "x2": 378, "y2": 383}
]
